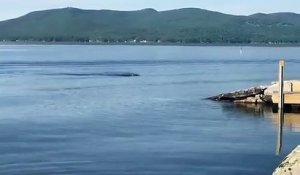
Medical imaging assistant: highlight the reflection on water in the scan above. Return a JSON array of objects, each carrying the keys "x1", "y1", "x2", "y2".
[
  {"x1": 221, "y1": 103, "x2": 273, "y2": 118},
  {"x1": 272, "y1": 113, "x2": 300, "y2": 132},
  {"x1": 221, "y1": 103, "x2": 300, "y2": 132},
  {"x1": 221, "y1": 103, "x2": 300, "y2": 155},
  {"x1": 276, "y1": 109, "x2": 284, "y2": 155}
]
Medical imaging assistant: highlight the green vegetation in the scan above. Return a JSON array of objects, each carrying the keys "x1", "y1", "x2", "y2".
[{"x1": 1, "y1": 7, "x2": 300, "y2": 44}]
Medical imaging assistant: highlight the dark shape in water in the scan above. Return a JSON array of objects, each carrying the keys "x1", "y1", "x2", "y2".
[{"x1": 49, "y1": 72, "x2": 140, "y2": 77}]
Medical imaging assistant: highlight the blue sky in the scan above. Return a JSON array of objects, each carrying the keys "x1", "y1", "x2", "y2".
[{"x1": 1, "y1": 0, "x2": 299, "y2": 20}]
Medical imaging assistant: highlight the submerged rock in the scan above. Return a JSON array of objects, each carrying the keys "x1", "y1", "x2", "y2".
[
  {"x1": 102, "y1": 72, "x2": 140, "y2": 77},
  {"x1": 46, "y1": 72, "x2": 140, "y2": 77}
]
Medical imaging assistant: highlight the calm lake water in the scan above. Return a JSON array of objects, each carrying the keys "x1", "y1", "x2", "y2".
[{"x1": 0, "y1": 45, "x2": 300, "y2": 175}]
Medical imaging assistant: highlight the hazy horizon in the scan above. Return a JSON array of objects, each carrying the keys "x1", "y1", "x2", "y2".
[{"x1": 1, "y1": 0, "x2": 300, "y2": 21}]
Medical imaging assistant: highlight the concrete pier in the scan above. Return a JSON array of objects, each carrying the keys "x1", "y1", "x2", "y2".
[{"x1": 273, "y1": 146, "x2": 300, "y2": 175}]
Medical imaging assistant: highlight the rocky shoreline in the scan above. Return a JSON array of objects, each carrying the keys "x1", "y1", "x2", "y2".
[
  {"x1": 207, "y1": 80, "x2": 300, "y2": 105},
  {"x1": 206, "y1": 86, "x2": 272, "y2": 104}
]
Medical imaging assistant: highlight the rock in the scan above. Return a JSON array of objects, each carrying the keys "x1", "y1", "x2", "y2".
[
  {"x1": 207, "y1": 86, "x2": 267, "y2": 103},
  {"x1": 234, "y1": 94, "x2": 264, "y2": 103},
  {"x1": 207, "y1": 80, "x2": 300, "y2": 104}
]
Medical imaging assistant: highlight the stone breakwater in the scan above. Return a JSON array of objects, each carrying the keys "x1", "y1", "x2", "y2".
[{"x1": 207, "y1": 80, "x2": 300, "y2": 104}]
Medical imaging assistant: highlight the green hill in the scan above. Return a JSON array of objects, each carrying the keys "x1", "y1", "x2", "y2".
[{"x1": 1, "y1": 7, "x2": 300, "y2": 44}]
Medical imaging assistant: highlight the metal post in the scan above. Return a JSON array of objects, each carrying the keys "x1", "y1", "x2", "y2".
[
  {"x1": 276, "y1": 60, "x2": 285, "y2": 155},
  {"x1": 278, "y1": 60, "x2": 285, "y2": 109}
]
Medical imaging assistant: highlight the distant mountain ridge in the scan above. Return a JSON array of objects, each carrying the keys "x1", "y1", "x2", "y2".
[{"x1": 1, "y1": 7, "x2": 300, "y2": 44}]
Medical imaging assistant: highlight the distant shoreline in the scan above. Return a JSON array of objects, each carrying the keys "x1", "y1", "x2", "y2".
[
  {"x1": 1, "y1": 41, "x2": 300, "y2": 47},
  {"x1": 3, "y1": 8, "x2": 300, "y2": 48}
]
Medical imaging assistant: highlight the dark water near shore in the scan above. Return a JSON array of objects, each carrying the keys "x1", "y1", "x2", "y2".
[{"x1": 1, "y1": 45, "x2": 300, "y2": 175}]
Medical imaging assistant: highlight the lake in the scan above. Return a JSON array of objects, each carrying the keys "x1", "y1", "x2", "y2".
[{"x1": 0, "y1": 45, "x2": 300, "y2": 175}]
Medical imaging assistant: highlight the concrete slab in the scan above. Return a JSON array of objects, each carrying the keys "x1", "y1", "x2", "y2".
[{"x1": 273, "y1": 145, "x2": 300, "y2": 175}]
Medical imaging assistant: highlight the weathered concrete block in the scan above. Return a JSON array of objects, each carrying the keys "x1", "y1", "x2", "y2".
[
  {"x1": 265, "y1": 80, "x2": 300, "y2": 95},
  {"x1": 273, "y1": 145, "x2": 300, "y2": 175}
]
